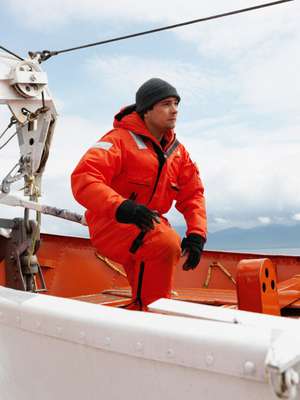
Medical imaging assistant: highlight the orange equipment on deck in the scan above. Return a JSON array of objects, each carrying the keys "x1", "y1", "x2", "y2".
[{"x1": 236, "y1": 258, "x2": 280, "y2": 316}]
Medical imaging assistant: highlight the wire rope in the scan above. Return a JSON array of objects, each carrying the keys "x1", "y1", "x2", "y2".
[
  {"x1": 0, "y1": 45, "x2": 23, "y2": 61},
  {"x1": 0, "y1": 131, "x2": 17, "y2": 150},
  {"x1": 30, "y1": 0, "x2": 294, "y2": 62}
]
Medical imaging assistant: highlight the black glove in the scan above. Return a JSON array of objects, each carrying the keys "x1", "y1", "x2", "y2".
[
  {"x1": 116, "y1": 199, "x2": 160, "y2": 231},
  {"x1": 181, "y1": 233, "x2": 206, "y2": 271}
]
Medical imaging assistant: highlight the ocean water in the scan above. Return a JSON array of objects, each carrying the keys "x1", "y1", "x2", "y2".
[{"x1": 236, "y1": 248, "x2": 300, "y2": 256}]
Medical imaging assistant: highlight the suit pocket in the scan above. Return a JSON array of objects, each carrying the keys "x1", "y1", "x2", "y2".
[
  {"x1": 127, "y1": 178, "x2": 151, "y2": 187},
  {"x1": 127, "y1": 177, "x2": 152, "y2": 203}
]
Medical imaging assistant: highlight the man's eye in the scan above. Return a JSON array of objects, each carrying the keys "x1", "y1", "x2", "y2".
[{"x1": 161, "y1": 101, "x2": 178, "y2": 107}]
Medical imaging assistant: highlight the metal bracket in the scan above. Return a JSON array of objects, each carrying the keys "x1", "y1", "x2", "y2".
[
  {"x1": 269, "y1": 367, "x2": 300, "y2": 399},
  {"x1": 1, "y1": 159, "x2": 25, "y2": 193},
  {"x1": 266, "y1": 330, "x2": 300, "y2": 399},
  {"x1": 3, "y1": 217, "x2": 47, "y2": 292}
]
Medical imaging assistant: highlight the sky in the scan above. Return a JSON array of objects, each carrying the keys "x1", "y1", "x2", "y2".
[{"x1": 0, "y1": 0, "x2": 299, "y2": 239}]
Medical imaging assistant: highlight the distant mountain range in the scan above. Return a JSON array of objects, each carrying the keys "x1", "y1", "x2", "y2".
[{"x1": 174, "y1": 223, "x2": 300, "y2": 251}]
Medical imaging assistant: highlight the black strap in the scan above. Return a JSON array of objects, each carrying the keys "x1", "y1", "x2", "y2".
[
  {"x1": 129, "y1": 230, "x2": 146, "y2": 254},
  {"x1": 136, "y1": 261, "x2": 145, "y2": 309},
  {"x1": 119, "y1": 261, "x2": 145, "y2": 310}
]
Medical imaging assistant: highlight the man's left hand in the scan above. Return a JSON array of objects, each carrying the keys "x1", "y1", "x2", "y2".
[{"x1": 181, "y1": 233, "x2": 206, "y2": 271}]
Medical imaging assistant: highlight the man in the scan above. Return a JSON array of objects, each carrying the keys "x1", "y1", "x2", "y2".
[{"x1": 71, "y1": 78, "x2": 207, "y2": 309}]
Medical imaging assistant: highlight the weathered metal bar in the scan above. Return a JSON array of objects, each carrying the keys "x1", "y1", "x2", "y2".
[{"x1": 0, "y1": 193, "x2": 86, "y2": 225}]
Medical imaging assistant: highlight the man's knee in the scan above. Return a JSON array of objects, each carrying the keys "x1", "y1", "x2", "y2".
[
  {"x1": 160, "y1": 229, "x2": 181, "y2": 257},
  {"x1": 142, "y1": 225, "x2": 181, "y2": 261}
]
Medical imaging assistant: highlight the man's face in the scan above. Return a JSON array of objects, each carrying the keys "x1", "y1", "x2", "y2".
[{"x1": 144, "y1": 97, "x2": 179, "y2": 131}]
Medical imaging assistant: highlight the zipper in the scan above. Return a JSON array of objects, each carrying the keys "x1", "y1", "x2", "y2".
[{"x1": 147, "y1": 139, "x2": 180, "y2": 205}]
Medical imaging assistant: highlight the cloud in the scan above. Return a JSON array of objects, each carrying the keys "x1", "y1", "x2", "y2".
[
  {"x1": 7, "y1": 0, "x2": 297, "y2": 32},
  {"x1": 214, "y1": 217, "x2": 229, "y2": 224},
  {"x1": 45, "y1": 114, "x2": 105, "y2": 178},
  {"x1": 175, "y1": 1, "x2": 299, "y2": 59},
  {"x1": 235, "y1": 36, "x2": 300, "y2": 115},
  {"x1": 85, "y1": 54, "x2": 225, "y2": 108},
  {"x1": 82, "y1": 8, "x2": 300, "y2": 120},
  {"x1": 176, "y1": 118, "x2": 300, "y2": 228},
  {"x1": 171, "y1": 2, "x2": 300, "y2": 116},
  {"x1": 292, "y1": 213, "x2": 300, "y2": 222},
  {"x1": 258, "y1": 216, "x2": 271, "y2": 224},
  {"x1": 6, "y1": 1, "x2": 256, "y2": 28}
]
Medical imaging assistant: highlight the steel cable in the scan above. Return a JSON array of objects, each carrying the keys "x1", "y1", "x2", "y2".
[
  {"x1": 30, "y1": 0, "x2": 294, "y2": 62},
  {"x1": 0, "y1": 117, "x2": 17, "y2": 150},
  {"x1": 0, "y1": 131, "x2": 17, "y2": 150},
  {"x1": 0, "y1": 45, "x2": 23, "y2": 61},
  {"x1": 0, "y1": 125, "x2": 11, "y2": 142}
]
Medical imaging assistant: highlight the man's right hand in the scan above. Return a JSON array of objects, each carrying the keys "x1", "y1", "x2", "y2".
[{"x1": 116, "y1": 199, "x2": 160, "y2": 231}]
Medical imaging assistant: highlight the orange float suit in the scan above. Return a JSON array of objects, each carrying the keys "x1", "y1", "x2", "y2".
[{"x1": 71, "y1": 106, "x2": 207, "y2": 307}]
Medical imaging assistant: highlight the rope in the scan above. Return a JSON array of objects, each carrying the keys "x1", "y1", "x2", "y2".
[
  {"x1": 0, "y1": 131, "x2": 17, "y2": 150},
  {"x1": 0, "y1": 45, "x2": 23, "y2": 61},
  {"x1": 203, "y1": 261, "x2": 236, "y2": 288},
  {"x1": 95, "y1": 252, "x2": 127, "y2": 278},
  {"x1": 30, "y1": 0, "x2": 294, "y2": 62},
  {"x1": 0, "y1": 116, "x2": 17, "y2": 150}
]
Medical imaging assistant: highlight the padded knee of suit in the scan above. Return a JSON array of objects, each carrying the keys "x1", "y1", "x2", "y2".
[{"x1": 143, "y1": 228, "x2": 181, "y2": 262}]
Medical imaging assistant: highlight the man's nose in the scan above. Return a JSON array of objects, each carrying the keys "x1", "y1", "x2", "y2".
[{"x1": 171, "y1": 103, "x2": 178, "y2": 113}]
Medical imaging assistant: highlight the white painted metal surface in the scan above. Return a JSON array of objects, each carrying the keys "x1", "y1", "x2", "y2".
[
  {"x1": 0, "y1": 287, "x2": 300, "y2": 399},
  {"x1": 0, "y1": 52, "x2": 56, "y2": 119}
]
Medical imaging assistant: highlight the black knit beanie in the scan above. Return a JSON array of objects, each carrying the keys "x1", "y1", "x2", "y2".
[{"x1": 135, "y1": 78, "x2": 180, "y2": 114}]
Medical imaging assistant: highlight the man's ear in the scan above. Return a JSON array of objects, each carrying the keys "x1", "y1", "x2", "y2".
[{"x1": 143, "y1": 110, "x2": 150, "y2": 121}]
